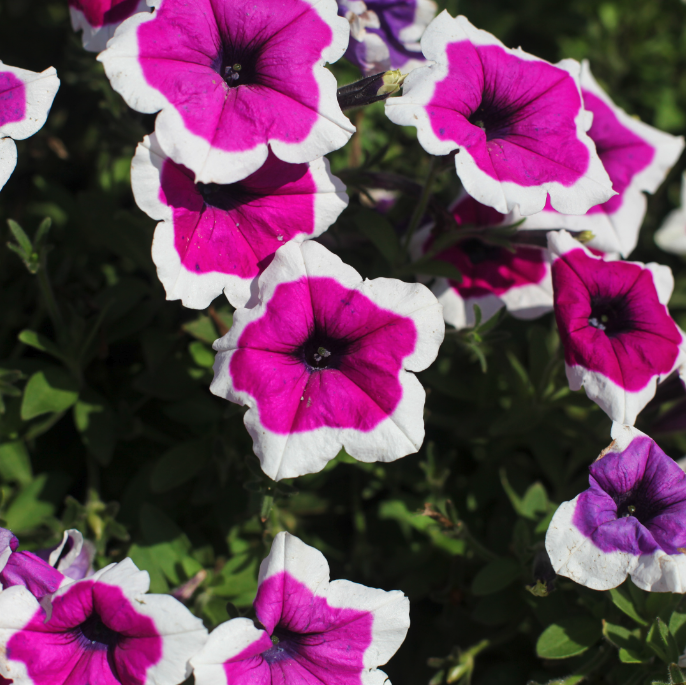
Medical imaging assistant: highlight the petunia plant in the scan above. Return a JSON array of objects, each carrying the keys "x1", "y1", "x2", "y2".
[{"x1": 4, "y1": 2, "x2": 686, "y2": 685}]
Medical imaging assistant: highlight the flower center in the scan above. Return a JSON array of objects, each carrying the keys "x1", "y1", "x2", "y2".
[
  {"x1": 197, "y1": 182, "x2": 255, "y2": 212},
  {"x1": 78, "y1": 610, "x2": 120, "y2": 651},
  {"x1": 614, "y1": 489, "x2": 664, "y2": 524},
  {"x1": 260, "y1": 628, "x2": 304, "y2": 664},
  {"x1": 459, "y1": 238, "x2": 502, "y2": 265},
  {"x1": 297, "y1": 330, "x2": 350, "y2": 371},
  {"x1": 588, "y1": 294, "x2": 633, "y2": 337},
  {"x1": 217, "y1": 42, "x2": 262, "y2": 88},
  {"x1": 468, "y1": 91, "x2": 517, "y2": 141}
]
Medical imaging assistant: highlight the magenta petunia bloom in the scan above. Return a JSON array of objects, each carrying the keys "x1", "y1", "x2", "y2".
[
  {"x1": 0, "y1": 61, "x2": 59, "y2": 192},
  {"x1": 132, "y1": 134, "x2": 348, "y2": 309},
  {"x1": 339, "y1": 0, "x2": 436, "y2": 75},
  {"x1": 0, "y1": 558, "x2": 208, "y2": 685},
  {"x1": 517, "y1": 61, "x2": 684, "y2": 257},
  {"x1": 416, "y1": 192, "x2": 552, "y2": 329},
  {"x1": 655, "y1": 172, "x2": 686, "y2": 256},
  {"x1": 385, "y1": 13, "x2": 614, "y2": 216},
  {"x1": 210, "y1": 240, "x2": 444, "y2": 480},
  {"x1": 549, "y1": 230, "x2": 684, "y2": 425},
  {"x1": 99, "y1": 0, "x2": 354, "y2": 185},
  {"x1": 69, "y1": 0, "x2": 151, "y2": 53},
  {"x1": 191, "y1": 532, "x2": 410, "y2": 685},
  {"x1": 546, "y1": 424, "x2": 686, "y2": 592}
]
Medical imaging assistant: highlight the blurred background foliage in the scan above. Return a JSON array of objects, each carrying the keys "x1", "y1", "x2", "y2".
[{"x1": 2, "y1": 0, "x2": 686, "y2": 684}]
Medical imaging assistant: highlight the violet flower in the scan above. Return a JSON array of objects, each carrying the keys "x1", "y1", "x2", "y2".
[
  {"x1": 99, "y1": 0, "x2": 354, "y2": 185},
  {"x1": 385, "y1": 13, "x2": 614, "y2": 216},
  {"x1": 131, "y1": 134, "x2": 348, "y2": 309},
  {"x1": 518, "y1": 61, "x2": 684, "y2": 257},
  {"x1": 549, "y1": 230, "x2": 684, "y2": 425},
  {"x1": 191, "y1": 532, "x2": 410, "y2": 685},
  {"x1": 0, "y1": 61, "x2": 59, "y2": 192},
  {"x1": 0, "y1": 558, "x2": 208, "y2": 685},
  {"x1": 546, "y1": 424, "x2": 686, "y2": 592},
  {"x1": 210, "y1": 240, "x2": 444, "y2": 480},
  {"x1": 0, "y1": 528, "x2": 67, "y2": 600},
  {"x1": 339, "y1": 0, "x2": 436, "y2": 75}
]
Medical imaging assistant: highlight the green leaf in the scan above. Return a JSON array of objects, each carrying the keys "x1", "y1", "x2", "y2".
[
  {"x1": 21, "y1": 368, "x2": 79, "y2": 420},
  {"x1": 520, "y1": 482, "x2": 549, "y2": 519},
  {"x1": 150, "y1": 438, "x2": 211, "y2": 493},
  {"x1": 18, "y1": 329, "x2": 65, "y2": 362},
  {"x1": 73, "y1": 388, "x2": 116, "y2": 466},
  {"x1": 0, "y1": 440, "x2": 33, "y2": 485},
  {"x1": 602, "y1": 620, "x2": 650, "y2": 663},
  {"x1": 354, "y1": 207, "x2": 401, "y2": 263},
  {"x1": 129, "y1": 503, "x2": 194, "y2": 589},
  {"x1": 536, "y1": 616, "x2": 602, "y2": 659},
  {"x1": 182, "y1": 315, "x2": 218, "y2": 344},
  {"x1": 471, "y1": 558, "x2": 521, "y2": 596},
  {"x1": 7, "y1": 219, "x2": 33, "y2": 254},
  {"x1": 608, "y1": 583, "x2": 649, "y2": 626},
  {"x1": 188, "y1": 341, "x2": 215, "y2": 369},
  {"x1": 647, "y1": 617, "x2": 681, "y2": 664},
  {"x1": 3, "y1": 474, "x2": 55, "y2": 532}
]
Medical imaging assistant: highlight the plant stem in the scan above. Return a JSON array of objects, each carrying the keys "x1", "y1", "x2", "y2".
[
  {"x1": 36, "y1": 258, "x2": 65, "y2": 342},
  {"x1": 402, "y1": 155, "x2": 439, "y2": 255}
]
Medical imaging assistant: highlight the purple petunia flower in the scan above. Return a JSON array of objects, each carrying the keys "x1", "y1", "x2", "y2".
[
  {"x1": 1, "y1": 528, "x2": 69, "y2": 600},
  {"x1": 338, "y1": 0, "x2": 436, "y2": 75},
  {"x1": 517, "y1": 61, "x2": 684, "y2": 257},
  {"x1": 191, "y1": 532, "x2": 410, "y2": 685},
  {"x1": 549, "y1": 230, "x2": 685, "y2": 425},
  {"x1": 210, "y1": 240, "x2": 444, "y2": 480},
  {"x1": 415, "y1": 192, "x2": 553, "y2": 329},
  {"x1": 131, "y1": 134, "x2": 348, "y2": 310},
  {"x1": 69, "y1": 0, "x2": 152, "y2": 53},
  {"x1": 0, "y1": 558, "x2": 208, "y2": 685},
  {"x1": 0, "y1": 61, "x2": 59, "y2": 192},
  {"x1": 655, "y1": 172, "x2": 686, "y2": 256},
  {"x1": 546, "y1": 424, "x2": 686, "y2": 592},
  {"x1": 98, "y1": 0, "x2": 354, "y2": 185},
  {"x1": 385, "y1": 13, "x2": 614, "y2": 216},
  {"x1": 34, "y1": 530, "x2": 95, "y2": 582}
]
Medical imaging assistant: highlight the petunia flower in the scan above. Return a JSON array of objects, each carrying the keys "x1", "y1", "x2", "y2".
[
  {"x1": 191, "y1": 532, "x2": 410, "y2": 685},
  {"x1": 516, "y1": 61, "x2": 684, "y2": 257},
  {"x1": 35, "y1": 530, "x2": 95, "y2": 582},
  {"x1": 0, "y1": 528, "x2": 67, "y2": 600},
  {"x1": 339, "y1": 0, "x2": 436, "y2": 75},
  {"x1": 131, "y1": 134, "x2": 348, "y2": 309},
  {"x1": 546, "y1": 423, "x2": 686, "y2": 592},
  {"x1": 385, "y1": 13, "x2": 614, "y2": 216},
  {"x1": 415, "y1": 192, "x2": 553, "y2": 329},
  {"x1": 549, "y1": 229, "x2": 684, "y2": 425},
  {"x1": 655, "y1": 172, "x2": 686, "y2": 256},
  {"x1": 0, "y1": 61, "x2": 59, "y2": 192},
  {"x1": 99, "y1": 0, "x2": 354, "y2": 185},
  {"x1": 210, "y1": 240, "x2": 444, "y2": 480},
  {"x1": 0, "y1": 557, "x2": 208, "y2": 685},
  {"x1": 69, "y1": 0, "x2": 152, "y2": 53}
]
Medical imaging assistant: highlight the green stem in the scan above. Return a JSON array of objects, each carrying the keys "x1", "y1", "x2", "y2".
[
  {"x1": 36, "y1": 258, "x2": 65, "y2": 343},
  {"x1": 401, "y1": 155, "x2": 439, "y2": 255}
]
